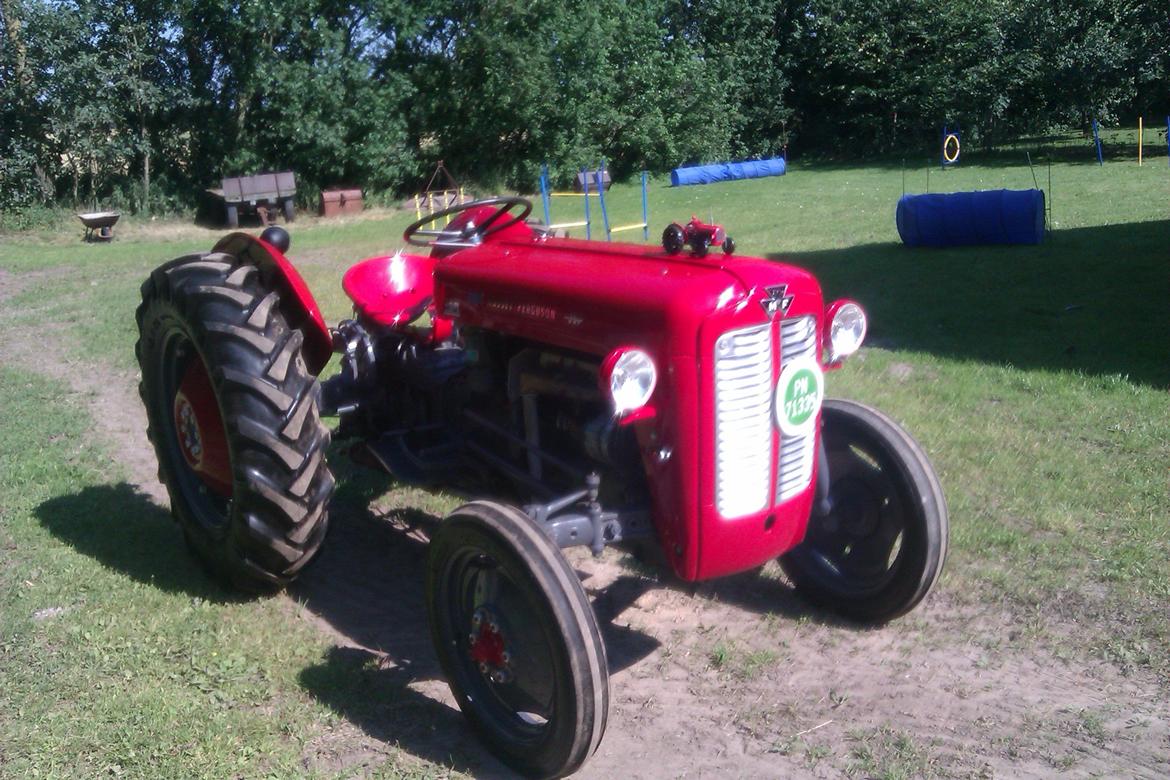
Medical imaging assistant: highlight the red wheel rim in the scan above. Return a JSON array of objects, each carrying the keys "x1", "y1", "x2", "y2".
[{"x1": 172, "y1": 355, "x2": 232, "y2": 497}]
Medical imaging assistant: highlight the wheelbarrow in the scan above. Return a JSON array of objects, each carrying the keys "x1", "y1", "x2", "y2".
[{"x1": 78, "y1": 211, "x2": 121, "y2": 241}]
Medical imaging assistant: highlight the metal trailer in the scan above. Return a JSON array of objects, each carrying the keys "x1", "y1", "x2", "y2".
[{"x1": 208, "y1": 171, "x2": 297, "y2": 227}]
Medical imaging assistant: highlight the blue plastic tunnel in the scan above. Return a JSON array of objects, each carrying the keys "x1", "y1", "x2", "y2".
[
  {"x1": 896, "y1": 189, "x2": 1046, "y2": 247},
  {"x1": 670, "y1": 157, "x2": 787, "y2": 187}
]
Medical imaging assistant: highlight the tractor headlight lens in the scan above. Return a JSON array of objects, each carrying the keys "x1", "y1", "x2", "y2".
[
  {"x1": 828, "y1": 301, "x2": 867, "y2": 362},
  {"x1": 604, "y1": 348, "x2": 657, "y2": 415}
]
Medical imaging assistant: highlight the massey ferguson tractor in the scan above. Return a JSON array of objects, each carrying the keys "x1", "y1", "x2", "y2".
[{"x1": 136, "y1": 196, "x2": 947, "y2": 778}]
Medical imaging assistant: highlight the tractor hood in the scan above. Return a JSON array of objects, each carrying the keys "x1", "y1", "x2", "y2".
[{"x1": 433, "y1": 234, "x2": 822, "y2": 359}]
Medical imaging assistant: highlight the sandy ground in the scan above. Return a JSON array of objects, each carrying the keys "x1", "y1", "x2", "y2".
[{"x1": 2, "y1": 264, "x2": 1167, "y2": 779}]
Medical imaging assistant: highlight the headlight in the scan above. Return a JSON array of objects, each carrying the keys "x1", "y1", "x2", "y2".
[
  {"x1": 601, "y1": 347, "x2": 657, "y2": 416},
  {"x1": 826, "y1": 300, "x2": 867, "y2": 362}
]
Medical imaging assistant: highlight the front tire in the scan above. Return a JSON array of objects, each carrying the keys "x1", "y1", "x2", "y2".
[
  {"x1": 780, "y1": 399, "x2": 947, "y2": 623},
  {"x1": 136, "y1": 253, "x2": 334, "y2": 591},
  {"x1": 427, "y1": 502, "x2": 609, "y2": 778}
]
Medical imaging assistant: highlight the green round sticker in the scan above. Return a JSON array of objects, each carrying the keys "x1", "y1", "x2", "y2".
[{"x1": 775, "y1": 356, "x2": 824, "y2": 436}]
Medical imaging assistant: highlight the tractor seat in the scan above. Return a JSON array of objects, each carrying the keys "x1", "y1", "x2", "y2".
[{"x1": 342, "y1": 252, "x2": 436, "y2": 329}]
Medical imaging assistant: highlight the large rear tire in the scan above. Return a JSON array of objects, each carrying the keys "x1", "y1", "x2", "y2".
[
  {"x1": 136, "y1": 252, "x2": 334, "y2": 591},
  {"x1": 427, "y1": 501, "x2": 609, "y2": 778},
  {"x1": 780, "y1": 399, "x2": 947, "y2": 623}
]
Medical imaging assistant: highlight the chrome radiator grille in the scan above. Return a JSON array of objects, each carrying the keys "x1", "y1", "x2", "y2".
[
  {"x1": 776, "y1": 316, "x2": 818, "y2": 501},
  {"x1": 713, "y1": 324, "x2": 773, "y2": 518}
]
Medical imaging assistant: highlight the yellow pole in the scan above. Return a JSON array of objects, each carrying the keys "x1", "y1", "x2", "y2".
[
  {"x1": 1138, "y1": 117, "x2": 1143, "y2": 165},
  {"x1": 414, "y1": 194, "x2": 421, "y2": 221}
]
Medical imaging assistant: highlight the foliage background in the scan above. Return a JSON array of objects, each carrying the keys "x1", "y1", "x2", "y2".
[{"x1": 1, "y1": 0, "x2": 1168, "y2": 213}]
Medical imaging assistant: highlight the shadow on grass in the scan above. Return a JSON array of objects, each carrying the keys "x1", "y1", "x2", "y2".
[
  {"x1": 35, "y1": 482, "x2": 233, "y2": 601},
  {"x1": 299, "y1": 645, "x2": 520, "y2": 777},
  {"x1": 773, "y1": 219, "x2": 1170, "y2": 388},
  {"x1": 34, "y1": 467, "x2": 850, "y2": 772}
]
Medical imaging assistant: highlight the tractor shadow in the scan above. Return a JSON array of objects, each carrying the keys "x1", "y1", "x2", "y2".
[
  {"x1": 35, "y1": 471, "x2": 842, "y2": 775},
  {"x1": 292, "y1": 463, "x2": 841, "y2": 775},
  {"x1": 35, "y1": 482, "x2": 235, "y2": 602},
  {"x1": 771, "y1": 219, "x2": 1170, "y2": 388}
]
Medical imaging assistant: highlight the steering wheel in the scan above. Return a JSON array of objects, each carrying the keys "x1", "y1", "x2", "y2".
[{"x1": 403, "y1": 196, "x2": 533, "y2": 248}]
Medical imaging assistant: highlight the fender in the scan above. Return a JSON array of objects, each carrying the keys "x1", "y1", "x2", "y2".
[{"x1": 213, "y1": 232, "x2": 334, "y2": 374}]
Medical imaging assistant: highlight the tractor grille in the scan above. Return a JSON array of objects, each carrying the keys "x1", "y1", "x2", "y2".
[
  {"x1": 713, "y1": 323, "x2": 773, "y2": 518},
  {"x1": 776, "y1": 316, "x2": 818, "y2": 502}
]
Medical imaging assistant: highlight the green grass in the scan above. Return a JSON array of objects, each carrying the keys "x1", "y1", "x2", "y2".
[
  {"x1": 1, "y1": 142, "x2": 1168, "y2": 775},
  {"x1": 0, "y1": 368, "x2": 340, "y2": 778}
]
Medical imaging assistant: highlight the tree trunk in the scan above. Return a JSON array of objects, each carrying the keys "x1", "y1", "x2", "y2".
[
  {"x1": 143, "y1": 148, "x2": 151, "y2": 214},
  {"x1": 0, "y1": 0, "x2": 29, "y2": 89},
  {"x1": 141, "y1": 118, "x2": 151, "y2": 214}
]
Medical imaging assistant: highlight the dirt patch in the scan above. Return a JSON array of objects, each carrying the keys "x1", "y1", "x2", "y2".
[
  {"x1": 571, "y1": 556, "x2": 1170, "y2": 778},
  {"x1": 289, "y1": 500, "x2": 1170, "y2": 779},
  {"x1": 0, "y1": 269, "x2": 164, "y2": 502}
]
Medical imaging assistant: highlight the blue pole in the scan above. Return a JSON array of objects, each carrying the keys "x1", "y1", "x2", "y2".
[
  {"x1": 940, "y1": 124, "x2": 946, "y2": 169},
  {"x1": 640, "y1": 171, "x2": 649, "y2": 242},
  {"x1": 1092, "y1": 119, "x2": 1103, "y2": 166},
  {"x1": 1165, "y1": 117, "x2": 1169, "y2": 167},
  {"x1": 540, "y1": 163, "x2": 551, "y2": 227},
  {"x1": 595, "y1": 162, "x2": 611, "y2": 241},
  {"x1": 582, "y1": 169, "x2": 591, "y2": 240}
]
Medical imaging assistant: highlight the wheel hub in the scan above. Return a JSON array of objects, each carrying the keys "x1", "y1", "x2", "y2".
[
  {"x1": 833, "y1": 479, "x2": 881, "y2": 538},
  {"x1": 172, "y1": 354, "x2": 232, "y2": 497},
  {"x1": 175, "y1": 396, "x2": 204, "y2": 464},
  {"x1": 468, "y1": 607, "x2": 513, "y2": 684}
]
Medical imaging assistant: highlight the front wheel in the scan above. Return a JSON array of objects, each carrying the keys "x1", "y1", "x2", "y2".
[
  {"x1": 427, "y1": 502, "x2": 609, "y2": 778},
  {"x1": 780, "y1": 399, "x2": 948, "y2": 623}
]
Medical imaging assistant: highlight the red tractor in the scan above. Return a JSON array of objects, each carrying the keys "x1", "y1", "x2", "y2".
[
  {"x1": 136, "y1": 197, "x2": 947, "y2": 779},
  {"x1": 662, "y1": 215, "x2": 735, "y2": 256}
]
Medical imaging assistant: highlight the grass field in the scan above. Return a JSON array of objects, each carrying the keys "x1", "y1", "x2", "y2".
[{"x1": 1, "y1": 148, "x2": 1168, "y2": 777}]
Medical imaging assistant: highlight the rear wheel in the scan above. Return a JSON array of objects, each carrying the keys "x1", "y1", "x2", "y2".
[
  {"x1": 427, "y1": 501, "x2": 609, "y2": 779},
  {"x1": 780, "y1": 399, "x2": 947, "y2": 623},
  {"x1": 282, "y1": 198, "x2": 295, "y2": 223},
  {"x1": 225, "y1": 204, "x2": 239, "y2": 228},
  {"x1": 136, "y1": 253, "x2": 334, "y2": 591}
]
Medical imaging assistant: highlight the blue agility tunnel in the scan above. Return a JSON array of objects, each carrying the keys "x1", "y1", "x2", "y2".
[
  {"x1": 896, "y1": 189, "x2": 1046, "y2": 247},
  {"x1": 670, "y1": 157, "x2": 787, "y2": 187}
]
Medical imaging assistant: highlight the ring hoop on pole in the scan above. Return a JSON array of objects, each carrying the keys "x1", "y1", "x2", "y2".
[{"x1": 942, "y1": 134, "x2": 961, "y2": 164}]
